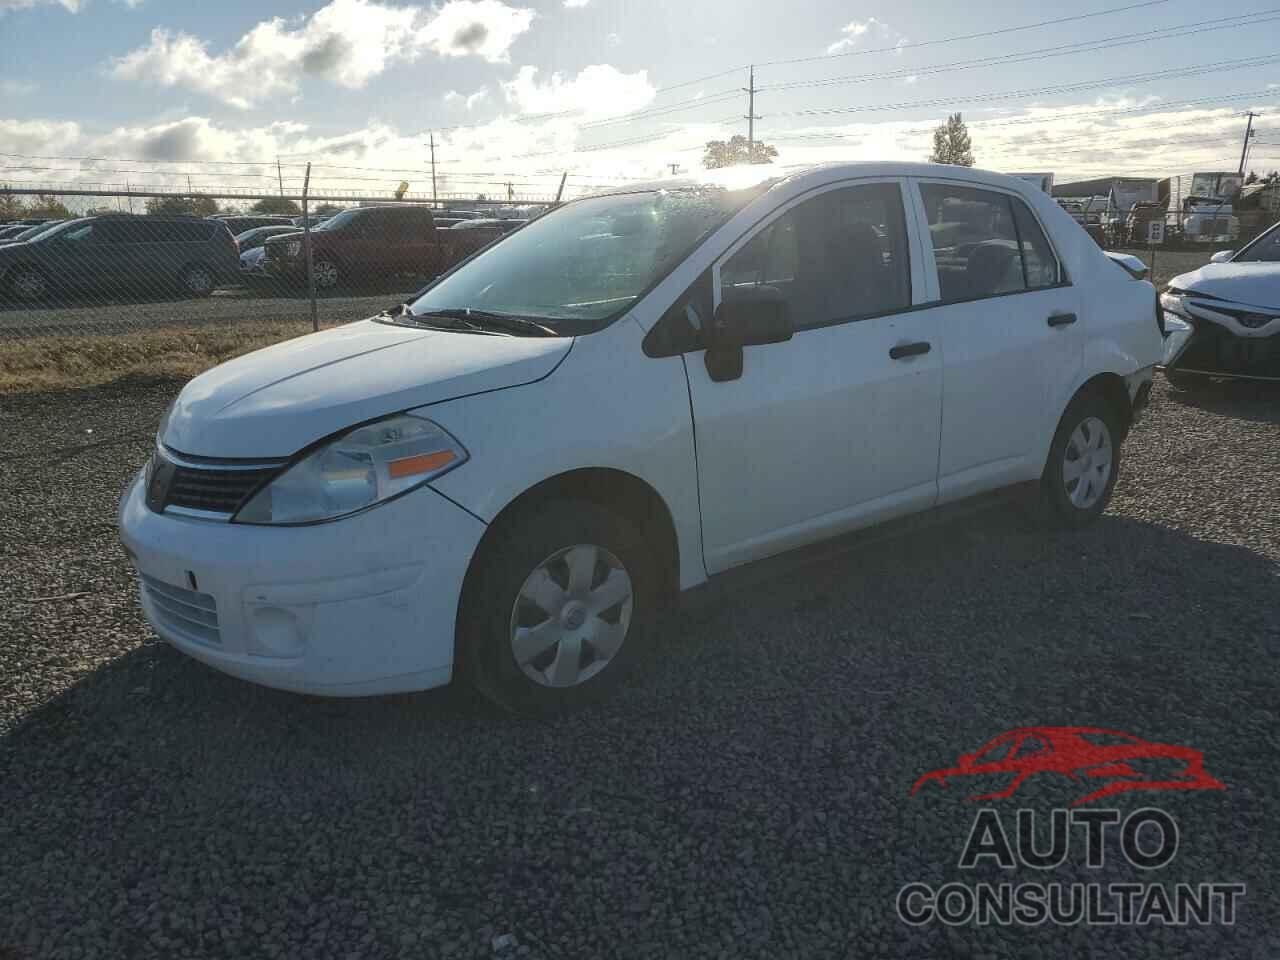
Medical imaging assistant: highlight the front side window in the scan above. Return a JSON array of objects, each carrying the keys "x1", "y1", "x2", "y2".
[
  {"x1": 921, "y1": 183, "x2": 1026, "y2": 303},
  {"x1": 408, "y1": 185, "x2": 770, "y2": 333},
  {"x1": 719, "y1": 181, "x2": 911, "y2": 330}
]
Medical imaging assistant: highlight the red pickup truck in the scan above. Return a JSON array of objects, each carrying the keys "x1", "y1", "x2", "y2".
[{"x1": 262, "y1": 205, "x2": 494, "y2": 289}]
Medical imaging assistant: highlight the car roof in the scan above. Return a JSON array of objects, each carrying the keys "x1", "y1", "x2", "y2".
[{"x1": 582, "y1": 162, "x2": 1044, "y2": 200}]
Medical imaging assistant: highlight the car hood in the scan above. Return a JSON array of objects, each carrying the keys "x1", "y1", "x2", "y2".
[
  {"x1": 163, "y1": 319, "x2": 572, "y2": 458},
  {"x1": 1169, "y1": 262, "x2": 1280, "y2": 310}
]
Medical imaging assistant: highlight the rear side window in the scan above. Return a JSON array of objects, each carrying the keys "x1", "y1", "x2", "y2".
[
  {"x1": 1236, "y1": 223, "x2": 1280, "y2": 263},
  {"x1": 920, "y1": 183, "x2": 1026, "y2": 303},
  {"x1": 720, "y1": 181, "x2": 911, "y2": 331}
]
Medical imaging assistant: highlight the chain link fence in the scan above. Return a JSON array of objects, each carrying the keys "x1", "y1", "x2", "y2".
[{"x1": 0, "y1": 185, "x2": 557, "y2": 392}]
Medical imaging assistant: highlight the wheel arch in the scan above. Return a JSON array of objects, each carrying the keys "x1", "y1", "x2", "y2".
[{"x1": 467, "y1": 466, "x2": 680, "y2": 599}]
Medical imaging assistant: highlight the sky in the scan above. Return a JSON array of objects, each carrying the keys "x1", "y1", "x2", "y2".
[{"x1": 1, "y1": 0, "x2": 1279, "y2": 203}]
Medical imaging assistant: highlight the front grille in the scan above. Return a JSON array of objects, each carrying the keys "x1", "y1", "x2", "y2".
[
  {"x1": 166, "y1": 464, "x2": 276, "y2": 514},
  {"x1": 146, "y1": 449, "x2": 285, "y2": 519},
  {"x1": 141, "y1": 573, "x2": 221, "y2": 647}
]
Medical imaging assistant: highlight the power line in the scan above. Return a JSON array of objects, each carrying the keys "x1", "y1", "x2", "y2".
[
  {"x1": 759, "y1": 10, "x2": 1280, "y2": 93},
  {"x1": 756, "y1": 0, "x2": 1173, "y2": 67},
  {"x1": 768, "y1": 54, "x2": 1280, "y2": 120}
]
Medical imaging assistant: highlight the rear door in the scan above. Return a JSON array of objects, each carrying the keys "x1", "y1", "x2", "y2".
[{"x1": 909, "y1": 178, "x2": 1082, "y2": 503}]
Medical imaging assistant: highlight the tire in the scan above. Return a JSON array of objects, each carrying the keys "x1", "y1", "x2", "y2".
[
  {"x1": 313, "y1": 259, "x2": 340, "y2": 290},
  {"x1": 180, "y1": 263, "x2": 215, "y2": 298},
  {"x1": 460, "y1": 499, "x2": 658, "y2": 715},
  {"x1": 1163, "y1": 368, "x2": 1205, "y2": 391},
  {"x1": 7, "y1": 265, "x2": 48, "y2": 302},
  {"x1": 1039, "y1": 390, "x2": 1122, "y2": 529}
]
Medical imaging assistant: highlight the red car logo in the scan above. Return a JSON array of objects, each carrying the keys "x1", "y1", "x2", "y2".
[{"x1": 911, "y1": 726, "x2": 1225, "y2": 807}]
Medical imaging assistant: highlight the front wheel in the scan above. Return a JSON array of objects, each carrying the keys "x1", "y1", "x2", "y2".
[
  {"x1": 313, "y1": 259, "x2": 339, "y2": 290},
  {"x1": 1039, "y1": 392, "x2": 1121, "y2": 529},
  {"x1": 460, "y1": 500, "x2": 657, "y2": 715}
]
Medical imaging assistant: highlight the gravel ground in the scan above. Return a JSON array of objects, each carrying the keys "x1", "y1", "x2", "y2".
[{"x1": 1, "y1": 374, "x2": 1278, "y2": 959}]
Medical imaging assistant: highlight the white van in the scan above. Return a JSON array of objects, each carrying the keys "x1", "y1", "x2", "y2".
[{"x1": 120, "y1": 162, "x2": 1162, "y2": 713}]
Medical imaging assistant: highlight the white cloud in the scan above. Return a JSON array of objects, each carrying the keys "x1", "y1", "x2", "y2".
[
  {"x1": 415, "y1": 0, "x2": 535, "y2": 62},
  {"x1": 0, "y1": 0, "x2": 81, "y2": 11},
  {"x1": 563, "y1": 0, "x2": 590, "y2": 7},
  {"x1": 110, "y1": 0, "x2": 534, "y2": 108},
  {"x1": 444, "y1": 87, "x2": 489, "y2": 110},
  {"x1": 1, "y1": 79, "x2": 37, "y2": 95},
  {"x1": 827, "y1": 17, "x2": 902, "y2": 55},
  {"x1": 0, "y1": 117, "x2": 82, "y2": 156},
  {"x1": 502, "y1": 64, "x2": 654, "y2": 119}
]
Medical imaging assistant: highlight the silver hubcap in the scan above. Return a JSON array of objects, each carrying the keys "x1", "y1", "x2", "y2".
[
  {"x1": 1063, "y1": 416, "x2": 1113, "y2": 509},
  {"x1": 185, "y1": 266, "x2": 212, "y2": 293},
  {"x1": 315, "y1": 261, "x2": 338, "y2": 288},
  {"x1": 509, "y1": 543, "x2": 633, "y2": 689},
  {"x1": 13, "y1": 271, "x2": 44, "y2": 299}
]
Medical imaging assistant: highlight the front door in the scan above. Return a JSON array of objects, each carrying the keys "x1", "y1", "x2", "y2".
[{"x1": 682, "y1": 179, "x2": 943, "y2": 574}]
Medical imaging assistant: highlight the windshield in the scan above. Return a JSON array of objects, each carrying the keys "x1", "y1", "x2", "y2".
[
  {"x1": 1234, "y1": 220, "x2": 1280, "y2": 263},
  {"x1": 407, "y1": 186, "x2": 768, "y2": 332},
  {"x1": 26, "y1": 218, "x2": 90, "y2": 242},
  {"x1": 311, "y1": 208, "x2": 362, "y2": 233}
]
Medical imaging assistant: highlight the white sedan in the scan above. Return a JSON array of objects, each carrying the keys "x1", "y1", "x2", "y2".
[{"x1": 119, "y1": 162, "x2": 1162, "y2": 713}]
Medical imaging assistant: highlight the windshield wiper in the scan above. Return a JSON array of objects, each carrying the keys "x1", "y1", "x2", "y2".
[{"x1": 413, "y1": 308, "x2": 559, "y2": 337}]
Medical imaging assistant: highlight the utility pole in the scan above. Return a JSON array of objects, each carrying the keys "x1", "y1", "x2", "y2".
[
  {"x1": 1238, "y1": 112, "x2": 1259, "y2": 176},
  {"x1": 743, "y1": 65, "x2": 761, "y2": 162},
  {"x1": 428, "y1": 133, "x2": 438, "y2": 206},
  {"x1": 506, "y1": 181, "x2": 514, "y2": 202},
  {"x1": 276, "y1": 157, "x2": 285, "y2": 197}
]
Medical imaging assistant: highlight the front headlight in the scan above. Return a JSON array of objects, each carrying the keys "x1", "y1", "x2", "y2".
[
  {"x1": 1159, "y1": 292, "x2": 1193, "y2": 325},
  {"x1": 234, "y1": 414, "x2": 467, "y2": 525}
]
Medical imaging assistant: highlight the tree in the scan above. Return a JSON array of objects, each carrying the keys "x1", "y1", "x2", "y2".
[
  {"x1": 703, "y1": 135, "x2": 778, "y2": 169},
  {"x1": 0, "y1": 192, "x2": 24, "y2": 219},
  {"x1": 145, "y1": 195, "x2": 219, "y2": 217},
  {"x1": 314, "y1": 203, "x2": 343, "y2": 216},
  {"x1": 24, "y1": 194, "x2": 73, "y2": 218},
  {"x1": 249, "y1": 197, "x2": 301, "y2": 215},
  {"x1": 1245, "y1": 171, "x2": 1259, "y2": 185},
  {"x1": 929, "y1": 113, "x2": 975, "y2": 167}
]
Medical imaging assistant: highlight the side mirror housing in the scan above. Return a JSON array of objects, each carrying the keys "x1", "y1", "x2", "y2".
[
  {"x1": 704, "y1": 286, "x2": 793, "y2": 382},
  {"x1": 1209, "y1": 250, "x2": 1234, "y2": 264}
]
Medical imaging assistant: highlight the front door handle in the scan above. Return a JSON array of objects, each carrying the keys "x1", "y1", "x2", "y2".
[
  {"x1": 889, "y1": 341, "x2": 931, "y2": 360},
  {"x1": 1047, "y1": 312, "x2": 1077, "y2": 327}
]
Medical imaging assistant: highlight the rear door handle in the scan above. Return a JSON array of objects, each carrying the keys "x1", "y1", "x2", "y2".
[
  {"x1": 1047, "y1": 312, "x2": 1077, "y2": 327},
  {"x1": 889, "y1": 341, "x2": 931, "y2": 360}
]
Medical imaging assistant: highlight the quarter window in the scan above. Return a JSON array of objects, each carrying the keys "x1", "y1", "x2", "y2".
[
  {"x1": 920, "y1": 183, "x2": 1028, "y2": 303},
  {"x1": 1011, "y1": 199, "x2": 1061, "y2": 288},
  {"x1": 720, "y1": 182, "x2": 911, "y2": 331}
]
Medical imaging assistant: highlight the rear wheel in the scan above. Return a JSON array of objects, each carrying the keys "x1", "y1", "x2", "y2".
[
  {"x1": 180, "y1": 263, "x2": 215, "y2": 298},
  {"x1": 460, "y1": 499, "x2": 657, "y2": 715},
  {"x1": 8, "y1": 266, "x2": 47, "y2": 301},
  {"x1": 1040, "y1": 391, "x2": 1121, "y2": 529}
]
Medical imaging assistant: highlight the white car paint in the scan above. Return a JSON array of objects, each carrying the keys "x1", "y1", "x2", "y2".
[
  {"x1": 1166, "y1": 261, "x2": 1280, "y2": 337},
  {"x1": 119, "y1": 161, "x2": 1162, "y2": 698}
]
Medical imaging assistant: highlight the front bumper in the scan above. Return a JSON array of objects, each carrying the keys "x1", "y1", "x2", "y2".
[
  {"x1": 1162, "y1": 302, "x2": 1280, "y2": 381},
  {"x1": 119, "y1": 470, "x2": 486, "y2": 696}
]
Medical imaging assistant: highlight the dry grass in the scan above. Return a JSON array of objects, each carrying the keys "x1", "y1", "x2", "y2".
[{"x1": 0, "y1": 320, "x2": 314, "y2": 394}]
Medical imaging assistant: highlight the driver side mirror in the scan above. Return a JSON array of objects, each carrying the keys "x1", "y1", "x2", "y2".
[
  {"x1": 1209, "y1": 250, "x2": 1234, "y2": 264},
  {"x1": 704, "y1": 285, "x2": 793, "y2": 383}
]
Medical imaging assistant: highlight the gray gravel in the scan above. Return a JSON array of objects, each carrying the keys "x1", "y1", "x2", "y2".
[{"x1": 1, "y1": 375, "x2": 1278, "y2": 959}]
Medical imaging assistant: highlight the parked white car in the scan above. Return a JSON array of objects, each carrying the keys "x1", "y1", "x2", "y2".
[
  {"x1": 119, "y1": 162, "x2": 1161, "y2": 712},
  {"x1": 1160, "y1": 219, "x2": 1280, "y2": 385}
]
